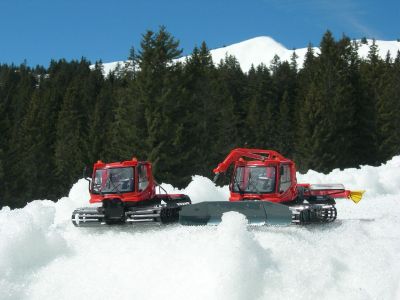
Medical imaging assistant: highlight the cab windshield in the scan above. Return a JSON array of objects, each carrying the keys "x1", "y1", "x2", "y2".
[
  {"x1": 92, "y1": 167, "x2": 134, "y2": 194},
  {"x1": 233, "y1": 166, "x2": 276, "y2": 193}
]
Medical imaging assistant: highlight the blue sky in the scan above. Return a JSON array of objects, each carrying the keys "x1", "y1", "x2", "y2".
[{"x1": 0, "y1": 0, "x2": 399, "y2": 67}]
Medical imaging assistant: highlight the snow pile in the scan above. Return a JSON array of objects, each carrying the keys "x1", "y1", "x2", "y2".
[
  {"x1": 160, "y1": 175, "x2": 230, "y2": 203},
  {"x1": 101, "y1": 36, "x2": 400, "y2": 74},
  {"x1": 1, "y1": 156, "x2": 400, "y2": 300},
  {"x1": 0, "y1": 202, "x2": 68, "y2": 299},
  {"x1": 298, "y1": 155, "x2": 400, "y2": 197}
]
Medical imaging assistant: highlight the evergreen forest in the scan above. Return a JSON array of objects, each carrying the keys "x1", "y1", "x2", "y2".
[{"x1": 1, "y1": 28, "x2": 399, "y2": 208}]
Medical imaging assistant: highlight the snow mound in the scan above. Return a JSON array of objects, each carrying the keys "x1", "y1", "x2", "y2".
[
  {"x1": 298, "y1": 155, "x2": 400, "y2": 197},
  {"x1": 1, "y1": 156, "x2": 400, "y2": 300},
  {"x1": 160, "y1": 175, "x2": 229, "y2": 203},
  {"x1": 0, "y1": 202, "x2": 69, "y2": 299}
]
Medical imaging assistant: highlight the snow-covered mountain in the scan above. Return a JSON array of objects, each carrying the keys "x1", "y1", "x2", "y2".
[
  {"x1": 101, "y1": 36, "x2": 400, "y2": 74},
  {"x1": 1, "y1": 156, "x2": 400, "y2": 299}
]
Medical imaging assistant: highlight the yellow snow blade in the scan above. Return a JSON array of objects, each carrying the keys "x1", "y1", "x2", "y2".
[{"x1": 348, "y1": 190, "x2": 365, "y2": 203}]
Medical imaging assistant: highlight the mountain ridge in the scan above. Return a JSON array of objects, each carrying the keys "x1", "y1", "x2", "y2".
[{"x1": 100, "y1": 36, "x2": 400, "y2": 74}]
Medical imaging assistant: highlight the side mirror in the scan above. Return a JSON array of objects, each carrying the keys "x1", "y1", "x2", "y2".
[
  {"x1": 213, "y1": 173, "x2": 220, "y2": 183},
  {"x1": 83, "y1": 166, "x2": 92, "y2": 191},
  {"x1": 83, "y1": 166, "x2": 92, "y2": 178}
]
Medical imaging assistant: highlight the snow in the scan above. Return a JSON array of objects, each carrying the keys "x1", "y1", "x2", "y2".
[
  {"x1": 99, "y1": 37, "x2": 400, "y2": 74},
  {"x1": 1, "y1": 156, "x2": 400, "y2": 300},
  {"x1": 206, "y1": 36, "x2": 290, "y2": 72}
]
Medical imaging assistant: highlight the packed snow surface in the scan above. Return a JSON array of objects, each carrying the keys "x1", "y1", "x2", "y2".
[
  {"x1": 101, "y1": 36, "x2": 400, "y2": 74},
  {"x1": 1, "y1": 157, "x2": 400, "y2": 300}
]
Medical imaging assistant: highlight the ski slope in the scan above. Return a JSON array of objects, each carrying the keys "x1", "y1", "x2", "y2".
[
  {"x1": 1, "y1": 157, "x2": 400, "y2": 300},
  {"x1": 100, "y1": 36, "x2": 400, "y2": 74}
]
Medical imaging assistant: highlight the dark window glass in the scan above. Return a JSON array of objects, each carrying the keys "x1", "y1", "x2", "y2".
[
  {"x1": 92, "y1": 167, "x2": 134, "y2": 194},
  {"x1": 138, "y1": 165, "x2": 149, "y2": 191},
  {"x1": 279, "y1": 165, "x2": 291, "y2": 192},
  {"x1": 233, "y1": 166, "x2": 276, "y2": 193}
]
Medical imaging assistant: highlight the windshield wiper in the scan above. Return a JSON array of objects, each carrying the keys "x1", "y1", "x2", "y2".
[{"x1": 235, "y1": 181, "x2": 245, "y2": 194}]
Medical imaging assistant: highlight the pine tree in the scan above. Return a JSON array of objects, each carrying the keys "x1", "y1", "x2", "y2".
[
  {"x1": 243, "y1": 64, "x2": 274, "y2": 149},
  {"x1": 359, "y1": 39, "x2": 385, "y2": 165},
  {"x1": 376, "y1": 50, "x2": 400, "y2": 160},
  {"x1": 328, "y1": 35, "x2": 359, "y2": 169},
  {"x1": 296, "y1": 32, "x2": 360, "y2": 171},
  {"x1": 1, "y1": 64, "x2": 37, "y2": 207},
  {"x1": 15, "y1": 87, "x2": 57, "y2": 202},
  {"x1": 104, "y1": 84, "x2": 138, "y2": 162},
  {"x1": 290, "y1": 51, "x2": 299, "y2": 72},
  {"x1": 277, "y1": 91, "x2": 292, "y2": 154},
  {"x1": 296, "y1": 81, "x2": 325, "y2": 171},
  {"x1": 183, "y1": 42, "x2": 219, "y2": 176},
  {"x1": 271, "y1": 60, "x2": 297, "y2": 157},
  {"x1": 134, "y1": 26, "x2": 188, "y2": 185},
  {"x1": 87, "y1": 74, "x2": 116, "y2": 163},
  {"x1": 54, "y1": 85, "x2": 85, "y2": 193},
  {"x1": 212, "y1": 55, "x2": 246, "y2": 157},
  {"x1": 347, "y1": 39, "x2": 375, "y2": 166}
]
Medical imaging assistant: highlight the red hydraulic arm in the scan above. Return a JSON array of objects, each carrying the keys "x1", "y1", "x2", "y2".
[{"x1": 213, "y1": 148, "x2": 287, "y2": 176}]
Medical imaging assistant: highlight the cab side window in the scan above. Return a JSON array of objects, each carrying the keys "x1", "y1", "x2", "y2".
[
  {"x1": 138, "y1": 164, "x2": 149, "y2": 192},
  {"x1": 279, "y1": 165, "x2": 291, "y2": 193}
]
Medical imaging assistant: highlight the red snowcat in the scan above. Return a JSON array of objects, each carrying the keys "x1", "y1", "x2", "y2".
[
  {"x1": 178, "y1": 148, "x2": 364, "y2": 225},
  {"x1": 72, "y1": 157, "x2": 191, "y2": 227}
]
